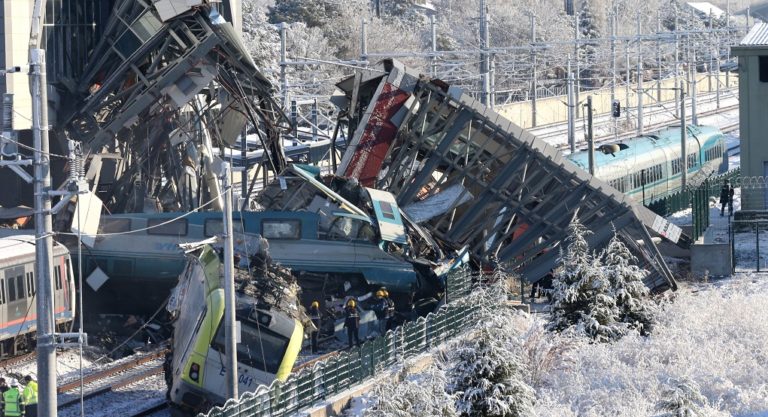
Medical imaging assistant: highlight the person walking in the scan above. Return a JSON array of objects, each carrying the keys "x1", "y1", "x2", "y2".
[
  {"x1": 2, "y1": 379, "x2": 23, "y2": 417},
  {"x1": 720, "y1": 179, "x2": 733, "y2": 217},
  {"x1": 22, "y1": 376, "x2": 37, "y2": 417},
  {"x1": 308, "y1": 301, "x2": 322, "y2": 354},
  {"x1": 343, "y1": 299, "x2": 361, "y2": 349}
]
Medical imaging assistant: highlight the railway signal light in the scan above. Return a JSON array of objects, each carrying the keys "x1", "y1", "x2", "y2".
[{"x1": 612, "y1": 100, "x2": 621, "y2": 118}]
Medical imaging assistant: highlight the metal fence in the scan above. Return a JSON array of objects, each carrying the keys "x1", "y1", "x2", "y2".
[
  {"x1": 730, "y1": 219, "x2": 768, "y2": 273},
  {"x1": 646, "y1": 168, "x2": 741, "y2": 221},
  {"x1": 199, "y1": 268, "x2": 479, "y2": 417}
]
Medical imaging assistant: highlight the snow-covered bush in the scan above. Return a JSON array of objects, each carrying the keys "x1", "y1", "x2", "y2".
[
  {"x1": 448, "y1": 326, "x2": 535, "y2": 417},
  {"x1": 655, "y1": 378, "x2": 708, "y2": 417},
  {"x1": 364, "y1": 364, "x2": 459, "y2": 417}
]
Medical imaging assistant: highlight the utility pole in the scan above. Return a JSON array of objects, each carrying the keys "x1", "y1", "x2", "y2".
[
  {"x1": 574, "y1": 12, "x2": 580, "y2": 118},
  {"x1": 656, "y1": 13, "x2": 663, "y2": 103},
  {"x1": 689, "y1": 34, "x2": 698, "y2": 125},
  {"x1": 361, "y1": 18, "x2": 368, "y2": 63},
  {"x1": 29, "y1": 0, "x2": 57, "y2": 415},
  {"x1": 674, "y1": 11, "x2": 680, "y2": 118},
  {"x1": 279, "y1": 22, "x2": 288, "y2": 109},
  {"x1": 567, "y1": 55, "x2": 576, "y2": 153},
  {"x1": 625, "y1": 41, "x2": 631, "y2": 126},
  {"x1": 430, "y1": 13, "x2": 437, "y2": 77},
  {"x1": 586, "y1": 96, "x2": 595, "y2": 176},
  {"x1": 480, "y1": 0, "x2": 490, "y2": 106},
  {"x1": 610, "y1": 9, "x2": 616, "y2": 107},
  {"x1": 637, "y1": 13, "x2": 644, "y2": 135},
  {"x1": 530, "y1": 15, "x2": 537, "y2": 127},
  {"x1": 220, "y1": 162, "x2": 239, "y2": 400},
  {"x1": 680, "y1": 80, "x2": 687, "y2": 191}
]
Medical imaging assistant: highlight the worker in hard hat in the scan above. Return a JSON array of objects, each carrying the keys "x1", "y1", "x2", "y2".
[
  {"x1": 2, "y1": 379, "x2": 23, "y2": 417},
  {"x1": 308, "y1": 300, "x2": 322, "y2": 354},
  {"x1": 343, "y1": 298, "x2": 361, "y2": 349},
  {"x1": 22, "y1": 375, "x2": 37, "y2": 417},
  {"x1": 373, "y1": 290, "x2": 388, "y2": 335},
  {"x1": 383, "y1": 290, "x2": 396, "y2": 331}
]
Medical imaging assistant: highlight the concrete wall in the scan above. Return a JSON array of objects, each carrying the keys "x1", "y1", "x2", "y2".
[
  {"x1": 496, "y1": 73, "x2": 739, "y2": 129},
  {"x1": 691, "y1": 242, "x2": 732, "y2": 277}
]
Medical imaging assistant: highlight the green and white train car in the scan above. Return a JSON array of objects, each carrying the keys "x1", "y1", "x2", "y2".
[{"x1": 166, "y1": 246, "x2": 303, "y2": 416}]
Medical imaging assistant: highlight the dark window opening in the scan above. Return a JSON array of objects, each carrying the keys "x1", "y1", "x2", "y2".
[
  {"x1": 147, "y1": 218, "x2": 188, "y2": 236},
  {"x1": 212, "y1": 321, "x2": 290, "y2": 374},
  {"x1": 760, "y1": 56, "x2": 768, "y2": 82}
]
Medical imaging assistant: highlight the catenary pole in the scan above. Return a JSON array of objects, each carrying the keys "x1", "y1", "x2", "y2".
[
  {"x1": 29, "y1": 1, "x2": 57, "y2": 416},
  {"x1": 567, "y1": 55, "x2": 575, "y2": 153},
  {"x1": 220, "y1": 162, "x2": 239, "y2": 400},
  {"x1": 530, "y1": 15, "x2": 537, "y2": 127},
  {"x1": 637, "y1": 13, "x2": 644, "y2": 135},
  {"x1": 681, "y1": 80, "x2": 687, "y2": 191},
  {"x1": 587, "y1": 96, "x2": 595, "y2": 176}
]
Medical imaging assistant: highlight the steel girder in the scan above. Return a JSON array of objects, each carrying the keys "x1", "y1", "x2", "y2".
[{"x1": 358, "y1": 67, "x2": 680, "y2": 291}]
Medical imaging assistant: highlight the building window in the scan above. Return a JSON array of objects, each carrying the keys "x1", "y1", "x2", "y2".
[{"x1": 760, "y1": 56, "x2": 768, "y2": 82}]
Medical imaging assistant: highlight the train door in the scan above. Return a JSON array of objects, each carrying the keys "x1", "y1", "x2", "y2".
[
  {"x1": 52, "y1": 259, "x2": 65, "y2": 317},
  {"x1": 0, "y1": 275, "x2": 6, "y2": 334},
  {"x1": 5, "y1": 266, "x2": 26, "y2": 324}
]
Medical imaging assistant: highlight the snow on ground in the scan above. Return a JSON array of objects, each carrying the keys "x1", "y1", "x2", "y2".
[
  {"x1": 57, "y1": 373, "x2": 168, "y2": 417},
  {"x1": 533, "y1": 276, "x2": 768, "y2": 417}
]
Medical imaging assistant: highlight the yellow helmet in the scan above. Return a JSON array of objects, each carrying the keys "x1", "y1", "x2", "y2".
[
  {"x1": 311, "y1": 301, "x2": 319, "y2": 308},
  {"x1": 375, "y1": 290, "x2": 385, "y2": 298},
  {"x1": 383, "y1": 290, "x2": 390, "y2": 297},
  {"x1": 347, "y1": 299, "x2": 356, "y2": 308}
]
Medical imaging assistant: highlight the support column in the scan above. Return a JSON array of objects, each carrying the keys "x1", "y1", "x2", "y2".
[{"x1": 531, "y1": 15, "x2": 537, "y2": 127}]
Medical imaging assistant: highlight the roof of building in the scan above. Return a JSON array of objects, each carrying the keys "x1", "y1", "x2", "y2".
[
  {"x1": 686, "y1": 2, "x2": 725, "y2": 19},
  {"x1": 740, "y1": 22, "x2": 768, "y2": 46}
]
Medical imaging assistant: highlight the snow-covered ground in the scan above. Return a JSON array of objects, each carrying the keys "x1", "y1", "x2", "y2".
[{"x1": 345, "y1": 274, "x2": 768, "y2": 417}]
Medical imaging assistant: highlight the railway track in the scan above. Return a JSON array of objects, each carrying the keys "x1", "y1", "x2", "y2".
[
  {"x1": 0, "y1": 351, "x2": 36, "y2": 371},
  {"x1": 57, "y1": 349, "x2": 167, "y2": 410},
  {"x1": 527, "y1": 92, "x2": 739, "y2": 147}
]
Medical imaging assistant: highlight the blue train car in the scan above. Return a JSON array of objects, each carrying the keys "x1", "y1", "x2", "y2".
[{"x1": 566, "y1": 125, "x2": 727, "y2": 203}]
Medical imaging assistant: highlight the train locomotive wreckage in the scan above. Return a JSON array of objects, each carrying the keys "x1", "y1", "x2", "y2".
[
  {"x1": 0, "y1": 0, "x2": 690, "y2": 410},
  {"x1": 4, "y1": 0, "x2": 688, "y2": 325}
]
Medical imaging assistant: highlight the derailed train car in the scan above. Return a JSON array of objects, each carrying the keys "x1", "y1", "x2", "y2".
[{"x1": 165, "y1": 244, "x2": 304, "y2": 416}]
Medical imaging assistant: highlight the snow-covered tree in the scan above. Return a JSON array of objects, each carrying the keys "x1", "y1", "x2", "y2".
[
  {"x1": 655, "y1": 378, "x2": 708, "y2": 417},
  {"x1": 448, "y1": 326, "x2": 535, "y2": 417},
  {"x1": 365, "y1": 364, "x2": 459, "y2": 417},
  {"x1": 547, "y1": 220, "x2": 626, "y2": 342},
  {"x1": 600, "y1": 230, "x2": 656, "y2": 335}
]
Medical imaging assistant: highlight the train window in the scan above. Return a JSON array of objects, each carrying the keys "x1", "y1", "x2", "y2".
[
  {"x1": 212, "y1": 321, "x2": 290, "y2": 374},
  {"x1": 378, "y1": 201, "x2": 396, "y2": 220},
  {"x1": 98, "y1": 218, "x2": 131, "y2": 234},
  {"x1": 54, "y1": 266, "x2": 62, "y2": 290},
  {"x1": 15, "y1": 274, "x2": 24, "y2": 301},
  {"x1": 147, "y1": 218, "x2": 188, "y2": 236},
  {"x1": 7, "y1": 275, "x2": 15, "y2": 302},
  {"x1": 26, "y1": 272, "x2": 34, "y2": 297},
  {"x1": 203, "y1": 219, "x2": 245, "y2": 237},
  {"x1": 0, "y1": 279, "x2": 4, "y2": 304},
  {"x1": 262, "y1": 220, "x2": 301, "y2": 240}
]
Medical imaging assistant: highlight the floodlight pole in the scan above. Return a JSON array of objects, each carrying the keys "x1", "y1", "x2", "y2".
[{"x1": 680, "y1": 80, "x2": 687, "y2": 191}]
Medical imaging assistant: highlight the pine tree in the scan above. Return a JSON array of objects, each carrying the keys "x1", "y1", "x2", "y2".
[
  {"x1": 577, "y1": 0, "x2": 601, "y2": 87},
  {"x1": 449, "y1": 327, "x2": 536, "y2": 417},
  {"x1": 600, "y1": 231, "x2": 656, "y2": 335},
  {"x1": 267, "y1": 0, "x2": 343, "y2": 28},
  {"x1": 547, "y1": 220, "x2": 626, "y2": 342}
]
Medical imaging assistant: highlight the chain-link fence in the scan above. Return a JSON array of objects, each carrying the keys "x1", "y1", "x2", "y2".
[{"x1": 197, "y1": 267, "x2": 479, "y2": 417}]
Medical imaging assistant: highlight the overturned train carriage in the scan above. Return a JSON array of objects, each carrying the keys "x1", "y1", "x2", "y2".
[
  {"x1": 167, "y1": 245, "x2": 303, "y2": 416},
  {"x1": 333, "y1": 60, "x2": 685, "y2": 291}
]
